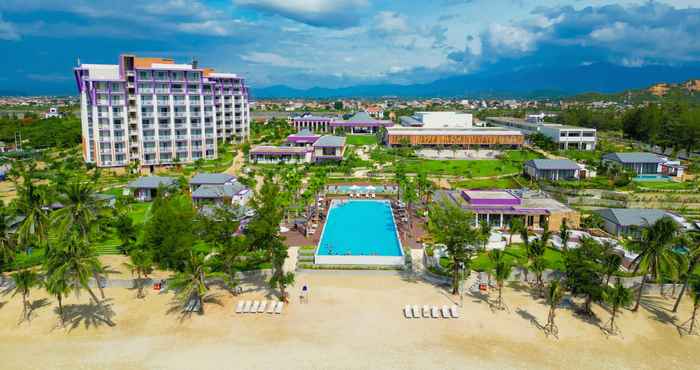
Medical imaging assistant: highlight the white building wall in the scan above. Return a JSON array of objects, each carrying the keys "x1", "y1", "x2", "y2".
[{"x1": 414, "y1": 112, "x2": 473, "y2": 128}]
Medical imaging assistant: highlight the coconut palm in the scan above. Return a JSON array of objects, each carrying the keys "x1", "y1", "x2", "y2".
[
  {"x1": 544, "y1": 280, "x2": 564, "y2": 336},
  {"x1": 11, "y1": 269, "x2": 40, "y2": 320},
  {"x1": 169, "y1": 250, "x2": 218, "y2": 314},
  {"x1": 493, "y1": 255, "x2": 512, "y2": 310},
  {"x1": 52, "y1": 179, "x2": 107, "y2": 241},
  {"x1": 123, "y1": 249, "x2": 154, "y2": 299},
  {"x1": 508, "y1": 217, "x2": 524, "y2": 247},
  {"x1": 603, "y1": 282, "x2": 633, "y2": 334},
  {"x1": 0, "y1": 201, "x2": 17, "y2": 272},
  {"x1": 46, "y1": 236, "x2": 105, "y2": 305},
  {"x1": 602, "y1": 252, "x2": 623, "y2": 286},
  {"x1": 13, "y1": 166, "x2": 50, "y2": 249},
  {"x1": 44, "y1": 272, "x2": 72, "y2": 325},
  {"x1": 686, "y1": 279, "x2": 700, "y2": 335},
  {"x1": 629, "y1": 217, "x2": 680, "y2": 311},
  {"x1": 530, "y1": 257, "x2": 548, "y2": 296},
  {"x1": 673, "y1": 241, "x2": 700, "y2": 313},
  {"x1": 478, "y1": 219, "x2": 491, "y2": 251},
  {"x1": 559, "y1": 219, "x2": 570, "y2": 252}
]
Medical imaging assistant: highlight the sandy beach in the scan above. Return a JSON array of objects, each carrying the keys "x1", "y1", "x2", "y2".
[{"x1": 0, "y1": 265, "x2": 697, "y2": 370}]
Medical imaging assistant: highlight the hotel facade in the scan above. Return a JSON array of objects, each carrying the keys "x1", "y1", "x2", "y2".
[{"x1": 74, "y1": 55, "x2": 250, "y2": 168}]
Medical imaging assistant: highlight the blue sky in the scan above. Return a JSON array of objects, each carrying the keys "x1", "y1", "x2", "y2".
[{"x1": 1, "y1": 0, "x2": 700, "y2": 94}]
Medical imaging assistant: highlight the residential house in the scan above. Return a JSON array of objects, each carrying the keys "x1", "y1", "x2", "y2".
[
  {"x1": 127, "y1": 176, "x2": 177, "y2": 201},
  {"x1": 523, "y1": 159, "x2": 584, "y2": 181},
  {"x1": 191, "y1": 181, "x2": 251, "y2": 207},
  {"x1": 189, "y1": 173, "x2": 237, "y2": 192},
  {"x1": 601, "y1": 152, "x2": 666, "y2": 175},
  {"x1": 593, "y1": 208, "x2": 685, "y2": 237}
]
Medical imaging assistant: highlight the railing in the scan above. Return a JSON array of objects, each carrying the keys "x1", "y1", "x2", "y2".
[
  {"x1": 174, "y1": 112, "x2": 187, "y2": 118},
  {"x1": 171, "y1": 89, "x2": 184, "y2": 94},
  {"x1": 140, "y1": 88, "x2": 154, "y2": 94},
  {"x1": 175, "y1": 135, "x2": 189, "y2": 140},
  {"x1": 143, "y1": 136, "x2": 155, "y2": 142},
  {"x1": 143, "y1": 147, "x2": 156, "y2": 154},
  {"x1": 100, "y1": 149, "x2": 112, "y2": 154},
  {"x1": 155, "y1": 88, "x2": 169, "y2": 93},
  {"x1": 141, "y1": 112, "x2": 154, "y2": 118},
  {"x1": 158, "y1": 112, "x2": 171, "y2": 118},
  {"x1": 159, "y1": 135, "x2": 172, "y2": 141}
]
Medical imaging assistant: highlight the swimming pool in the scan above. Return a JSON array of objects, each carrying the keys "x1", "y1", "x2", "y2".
[
  {"x1": 633, "y1": 174, "x2": 672, "y2": 182},
  {"x1": 315, "y1": 200, "x2": 404, "y2": 266},
  {"x1": 328, "y1": 185, "x2": 396, "y2": 194}
]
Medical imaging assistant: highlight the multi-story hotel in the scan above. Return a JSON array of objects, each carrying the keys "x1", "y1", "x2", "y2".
[{"x1": 74, "y1": 54, "x2": 250, "y2": 169}]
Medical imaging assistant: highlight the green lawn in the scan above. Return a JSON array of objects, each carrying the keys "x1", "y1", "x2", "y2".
[
  {"x1": 94, "y1": 202, "x2": 153, "y2": 255},
  {"x1": 635, "y1": 181, "x2": 697, "y2": 191},
  {"x1": 451, "y1": 176, "x2": 528, "y2": 189},
  {"x1": 391, "y1": 150, "x2": 541, "y2": 177},
  {"x1": 346, "y1": 135, "x2": 378, "y2": 146},
  {"x1": 456, "y1": 244, "x2": 565, "y2": 272}
]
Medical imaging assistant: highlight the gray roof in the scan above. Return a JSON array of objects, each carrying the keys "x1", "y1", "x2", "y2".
[
  {"x1": 594, "y1": 208, "x2": 671, "y2": 227},
  {"x1": 399, "y1": 116, "x2": 423, "y2": 126},
  {"x1": 127, "y1": 176, "x2": 177, "y2": 189},
  {"x1": 313, "y1": 135, "x2": 346, "y2": 147},
  {"x1": 345, "y1": 112, "x2": 374, "y2": 122},
  {"x1": 525, "y1": 159, "x2": 580, "y2": 171},
  {"x1": 602, "y1": 152, "x2": 664, "y2": 164},
  {"x1": 189, "y1": 173, "x2": 236, "y2": 186},
  {"x1": 191, "y1": 182, "x2": 248, "y2": 199}
]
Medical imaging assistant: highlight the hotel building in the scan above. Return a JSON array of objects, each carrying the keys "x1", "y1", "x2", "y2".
[
  {"x1": 486, "y1": 116, "x2": 596, "y2": 151},
  {"x1": 74, "y1": 54, "x2": 250, "y2": 168}
]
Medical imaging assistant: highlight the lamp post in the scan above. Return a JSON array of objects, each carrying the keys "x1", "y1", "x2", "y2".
[{"x1": 459, "y1": 261, "x2": 465, "y2": 308}]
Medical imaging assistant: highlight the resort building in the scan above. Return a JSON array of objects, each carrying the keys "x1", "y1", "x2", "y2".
[
  {"x1": 523, "y1": 159, "x2": 586, "y2": 181},
  {"x1": 249, "y1": 132, "x2": 346, "y2": 164},
  {"x1": 191, "y1": 181, "x2": 251, "y2": 207},
  {"x1": 602, "y1": 152, "x2": 685, "y2": 177},
  {"x1": 290, "y1": 112, "x2": 393, "y2": 134},
  {"x1": 365, "y1": 106, "x2": 384, "y2": 119},
  {"x1": 74, "y1": 54, "x2": 250, "y2": 169},
  {"x1": 189, "y1": 173, "x2": 237, "y2": 192},
  {"x1": 127, "y1": 175, "x2": 177, "y2": 201},
  {"x1": 434, "y1": 189, "x2": 580, "y2": 231},
  {"x1": 399, "y1": 111, "x2": 473, "y2": 128},
  {"x1": 593, "y1": 208, "x2": 688, "y2": 237},
  {"x1": 486, "y1": 116, "x2": 597, "y2": 151}
]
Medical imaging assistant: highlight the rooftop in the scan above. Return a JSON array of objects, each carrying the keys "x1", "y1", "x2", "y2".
[
  {"x1": 189, "y1": 173, "x2": 236, "y2": 185},
  {"x1": 127, "y1": 176, "x2": 177, "y2": 189},
  {"x1": 525, "y1": 159, "x2": 580, "y2": 170},
  {"x1": 594, "y1": 208, "x2": 671, "y2": 227},
  {"x1": 313, "y1": 135, "x2": 346, "y2": 147},
  {"x1": 385, "y1": 127, "x2": 522, "y2": 136},
  {"x1": 250, "y1": 146, "x2": 309, "y2": 155},
  {"x1": 602, "y1": 152, "x2": 665, "y2": 164},
  {"x1": 192, "y1": 183, "x2": 248, "y2": 199}
]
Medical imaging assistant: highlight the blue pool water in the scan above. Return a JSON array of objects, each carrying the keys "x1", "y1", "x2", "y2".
[
  {"x1": 317, "y1": 200, "x2": 402, "y2": 257},
  {"x1": 329, "y1": 185, "x2": 395, "y2": 194},
  {"x1": 633, "y1": 174, "x2": 672, "y2": 182}
]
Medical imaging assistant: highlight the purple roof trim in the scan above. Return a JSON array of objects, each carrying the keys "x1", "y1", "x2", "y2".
[
  {"x1": 286, "y1": 136, "x2": 321, "y2": 144},
  {"x1": 464, "y1": 206, "x2": 550, "y2": 215},
  {"x1": 329, "y1": 121, "x2": 393, "y2": 127}
]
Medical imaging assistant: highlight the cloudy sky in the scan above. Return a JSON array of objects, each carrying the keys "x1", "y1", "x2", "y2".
[{"x1": 1, "y1": 0, "x2": 700, "y2": 93}]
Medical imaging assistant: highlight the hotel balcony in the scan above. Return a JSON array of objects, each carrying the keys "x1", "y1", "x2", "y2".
[
  {"x1": 171, "y1": 88, "x2": 185, "y2": 94},
  {"x1": 143, "y1": 147, "x2": 156, "y2": 154},
  {"x1": 158, "y1": 112, "x2": 171, "y2": 118},
  {"x1": 159, "y1": 135, "x2": 172, "y2": 141},
  {"x1": 140, "y1": 88, "x2": 154, "y2": 94},
  {"x1": 174, "y1": 112, "x2": 187, "y2": 118},
  {"x1": 99, "y1": 149, "x2": 112, "y2": 155},
  {"x1": 143, "y1": 136, "x2": 156, "y2": 142},
  {"x1": 155, "y1": 88, "x2": 169, "y2": 94},
  {"x1": 141, "y1": 112, "x2": 155, "y2": 118}
]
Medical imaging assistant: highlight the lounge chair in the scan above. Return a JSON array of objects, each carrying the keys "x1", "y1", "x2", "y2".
[
  {"x1": 267, "y1": 301, "x2": 276, "y2": 314},
  {"x1": 441, "y1": 305, "x2": 450, "y2": 318},
  {"x1": 431, "y1": 306, "x2": 439, "y2": 318},
  {"x1": 242, "y1": 300, "x2": 252, "y2": 313},
  {"x1": 258, "y1": 301, "x2": 268, "y2": 313},
  {"x1": 235, "y1": 301, "x2": 244, "y2": 314},
  {"x1": 450, "y1": 305, "x2": 459, "y2": 319},
  {"x1": 371, "y1": 193, "x2": 376, "y2": 198},
  {"x1": 404, "y1": 305, "x2": 412, "y2": 319},
  {"x1": 412, "y1": 305, "x2": 421, "y2": 318},
  {"x1": 275, "y1": 301, "x2": 284, "y2": 314},
  {"x1": 422, "y1": 305, "x2": 430, "y2": 318},
  {"x1": 251, "y1": 301, "x2": 260, "y2": 312}
]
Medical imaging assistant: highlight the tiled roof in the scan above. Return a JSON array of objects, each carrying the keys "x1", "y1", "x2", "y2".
[{"x1": 127, "y1": 176, "x2": 177, "y2": 189}]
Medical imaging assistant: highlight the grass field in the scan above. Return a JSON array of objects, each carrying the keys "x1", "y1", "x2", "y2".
[
  {"x1": 451, "y1": 176, "x2": 530, "y2": 189},
  {"x1": 94, "y1": 202, "x2": 153, "y2": 255},
  {"x1": 391, "y1": 150, "x2": 541, "y2": 177},
  {"x1": 468, "y1": 244, "x2": 565, "y2": 272},
  {"x1": 635, "y1": 181, "x2": 697, "y2": 191},
  {"x1": 346, "y1": 135, "x2": 378, "y2": 146}
]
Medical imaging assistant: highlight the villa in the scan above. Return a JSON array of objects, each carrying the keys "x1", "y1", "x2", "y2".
[
  {"x1": 486, "y1": 116, "x2": 597, "y2": 151},
  {"x1": 523, "y1": 159, "x2": 587, "y2": 181},
  {"x1": 290, "y1": 112, "x2": 393, "y2": 134},
  {"x1": 191, "y1": 181, "x2": 251, "y2": 207},
  {"x1": 602, "y1": 152, "x2": 685, "y2": 177},
  {"x1": 249, "y1": 132, "x2": 346, "y2": 164},
  {"x1": 127, "y1": 175, "x2": 177, "y2": 201},
  {"x1": 189, "y1": 173, "x2": 237, "y2": 192},
  {"x1": 433, "y1": 189, "x2": 580, "y2": 231},
  {"x1": 593, "y1": 208, "x2": 690, "y2": 237}
]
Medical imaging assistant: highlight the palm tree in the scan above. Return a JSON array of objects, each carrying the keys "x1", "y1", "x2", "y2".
[
  {"x1": 401, "y1": 178, "x2": 419, "y2": 235},
  {"x1": 44, "y1": 272, "x2": 72, "y2": 325},
  {"x1": 508, "y1": 217, "x2": 524, "y2": 247},
  {"x1": 46, "y1": 236, "x2": 105, "y2": 305},
  {"x1": 0, "y1": 201, "x2": 17, "y2": 273},
  {"x1": 530, "y1": 256, "x2": 547, "y2": 297},
  {"x1": 673, "y1": 241, "x2": 700, "y2": 313},
  {"x1": 629, "y1": 217, "x2": 680, "y2": 311},
  {"x1": 493, "y1": 255, "x2": 512, "y2": 310},
  {"x1": 13, "y1": 165, "x2": 50, "y2": 249},
  {"x1": 11, "y1": 269, "x2": 40, "y2": 320},
  {"x1": 602, "y1": 252, "x2": 623, "y2": 286},
  {"x1": 478, "y1": 219, "x2": 491, "y2": 251},
  {"x1": 686, "y1": 279, "x2": 700, "y2": 335},
  {"x1": 603, "y1": 283, "x2": 633, "y2": 334},
  {"x1": 559, "y1": 219, "x2": 570, "y2": 251},
  {"x1": 169, "y1": 251, "x2": 217, "y2": 314},
  {"x1": 544, "y1": 280, "x2": 564, "y2": 336},
  {"x1": 52, "y1": 180, "x2": 106, "y2": 241},
  {"x1": 123, "y1": 249, "x2": 154, "y2": 299}
]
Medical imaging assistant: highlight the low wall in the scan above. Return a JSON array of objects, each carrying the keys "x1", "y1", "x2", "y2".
[{"x1": 315, "y1": 255, "x2": 405, "y2": 266}]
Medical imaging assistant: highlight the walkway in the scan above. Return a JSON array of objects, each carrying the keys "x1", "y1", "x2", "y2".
[{"x1": 225, "y1": 150, "x2": 245, "y2": 176}]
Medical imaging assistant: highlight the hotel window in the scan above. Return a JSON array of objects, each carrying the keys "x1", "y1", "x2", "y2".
[{"x1": 138, "y1": 71, "x2": 151, "y2": 80}]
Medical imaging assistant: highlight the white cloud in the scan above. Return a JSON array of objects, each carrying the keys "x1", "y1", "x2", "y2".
[
  {"x1": 236, "y1": 0, "x2": 369, "y2": 28},
  {"x1": 374, "y1": 11, "x2": 409, "y2": 34},
  {"x1": 240, "y1": 52, "x2": 306, "y2": 68}
]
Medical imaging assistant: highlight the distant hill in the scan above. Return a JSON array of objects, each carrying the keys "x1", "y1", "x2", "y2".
[
  {"x1": 252, "y1": 63, "x2": 700, "y2": 99},
  {"x1": 568, "y1": 79, "x2": 700, "y2": 104}
]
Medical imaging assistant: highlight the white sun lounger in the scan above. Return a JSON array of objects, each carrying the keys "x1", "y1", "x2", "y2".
[
  {"x1": 235, "y1": 301, "x2": 245, "y2": 314},
  {"x1": 267, "y1": 301, "x2": 276, "y2": 314},
  {"x1": 251, "y1": 301, "x2": 260, "y2": 313},
  {"x1": 242, "y1": 300, "x2": 252, "y2": 313},
  {"x1": 412, "y1": 305, "x2": 421, "y2": 319},
  {"x1": 371, "y1": 193, "x2": 376, "y2": 198},
  {"x1": 450, "y1": 305, "x2": 459, "y2": 318},
  {"x1": 275, "y1": 301, "x2": 284, "y2": 314},
  {"x1": 431, "y1": 306, "x2": 439, "y2": 318},
  {"x1": 441, "y1": 305, "x2": 450, "y2": 318},
  {"x1": 404, "y1": 305, "x2": 412, "y2": 319},
  {"x1": 422, "y1": 305, "x2": 430, "y2": 318},
  {"x1": 258, "y1": 301, "x2": 268, "y2": 313}
]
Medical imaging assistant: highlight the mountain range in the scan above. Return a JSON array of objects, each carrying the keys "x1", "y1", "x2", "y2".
[{"x1": 252, "y1": 63, "x2": 700, "y2": 99}]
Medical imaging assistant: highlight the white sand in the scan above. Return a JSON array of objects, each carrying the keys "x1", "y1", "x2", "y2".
[{"x1": 0, "y1": 271, "x2": 697, "y2": 370}]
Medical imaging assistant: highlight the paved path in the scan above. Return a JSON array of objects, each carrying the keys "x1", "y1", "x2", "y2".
[{"x1": 225, "y1": 150, "x2": 245, "y2": 176}]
